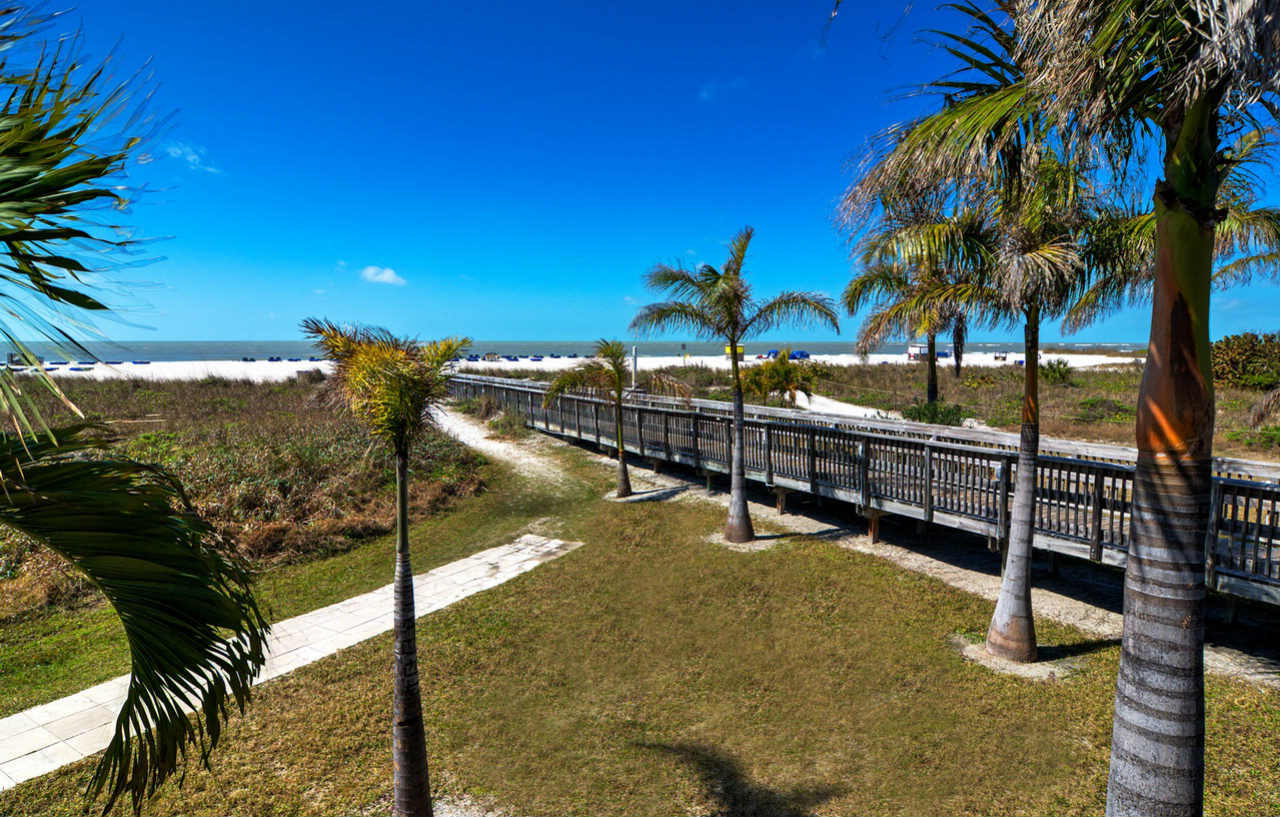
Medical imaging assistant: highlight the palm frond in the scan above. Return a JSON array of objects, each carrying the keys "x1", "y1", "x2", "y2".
[
  {"x1": 544, "y1": 361, "x2": 613, "y2": 405},
  {"x1": 0, "y1": 425, "x2": 268, "y2": 814},
  {"x1": 629, "y1": 301, "x2": 719, "y2": 339},
  {"x1": 745, "y1": 291, "x2": 840, "y2": 337}
]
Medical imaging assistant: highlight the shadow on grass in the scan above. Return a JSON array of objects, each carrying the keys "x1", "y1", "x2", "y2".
[
  {"x1": 1037, "y1": 638, "x2": 1120, "y2": 661},
  {"x1": 634, "y1": 741, "x2": 846, "y2": 817},
  {"x1": 616, "y1": 486, "x2": 690, "y2": 503}
]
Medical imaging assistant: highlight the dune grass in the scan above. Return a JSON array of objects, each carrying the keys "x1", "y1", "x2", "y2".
[{"x1": 4, "y1": 445, "x2": 1277, "y2": 816}]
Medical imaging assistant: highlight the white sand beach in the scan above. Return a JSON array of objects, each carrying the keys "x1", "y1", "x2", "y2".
[
  {"x1": 455, "y1": 349, "x2": 1144, "y2": 374},
  {"x1": 19, "y1": 359, "x2": 335, "y2": 383},
  {"x1": 16, "y1": 349, "x2": 1143, "y2": 384}
]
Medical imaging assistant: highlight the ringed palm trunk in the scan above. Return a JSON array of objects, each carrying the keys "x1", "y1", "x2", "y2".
[
  {"x1": 614, "y1": 394, "x2": 632, "y2": 498},
  {"x1": 952, "y1": 318, "x2": 965, "y2": 378},
  {"x1": 392, "y1": 447, "x2": 433, "y2": 817},
  {"x1": 1105, "y1": 100, "x2": 1219, "y2": 817},
  {"x1": 926, "y1": 333, "x2": 938, "y2": 404},
  {"x1": 724, "y1": 346, "x2": 755, "y2": 542},
  {"x1": 986, "y1": 309, "x2": 1039, "y2": 662}
]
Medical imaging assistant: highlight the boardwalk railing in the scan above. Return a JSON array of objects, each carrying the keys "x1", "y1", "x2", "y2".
[{"x1": 449, "y1": 373, "x2": 1280, "y2": 607}]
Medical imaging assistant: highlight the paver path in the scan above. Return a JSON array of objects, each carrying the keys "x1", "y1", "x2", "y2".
[{"x1": 0, "y1": 533, "x2": 582, "y2": 791}]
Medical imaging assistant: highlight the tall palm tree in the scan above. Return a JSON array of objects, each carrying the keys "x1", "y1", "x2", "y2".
[
  {"x1": 845, "y1": 188, "x2": 979, "y2": 405},
  {"x1": 1020, "y1": 4, "x2": 1280, "y2": 812},
  {"x1": 303, "y1": 319, "x2": 469, "y2": 817},
  {"x1": 1064, "y1": 128, "x2": 1280, "y2": 332},
  {"x1": 0, "y1": 11, "x2": 270, "y2": 813},
  {"x1": 631, "y1": 227, "x2": 839, "y2": 542},
  {"x1": 544, "y1": 339, "x2": 689, "y2": 498},
  {"x1": 836, "y1": 2, "x2": 1114, "y2": 663}
]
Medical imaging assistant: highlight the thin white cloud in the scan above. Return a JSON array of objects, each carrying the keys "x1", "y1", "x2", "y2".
[
  {"x1": 165, "y1": 142, "x2": 222, "y2": 174},
  {"x1": 698, "y1": 76, "x2": 746, "y2": 102},
  {"x1": 360, "y1": 265, "x2": 406, "y2": 286},
  {"x1": 623, "y1": 295, "x2": 636, "y2": 304}
]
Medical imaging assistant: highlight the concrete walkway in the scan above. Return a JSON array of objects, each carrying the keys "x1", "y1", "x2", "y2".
[{"x1": 0, "y1": 533, "x2": 583, "y2": 791}]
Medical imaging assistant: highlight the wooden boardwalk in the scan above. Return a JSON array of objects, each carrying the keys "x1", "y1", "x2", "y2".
[{"x1": 450, "y1": 373, "x2": 1280, "y2": 607}]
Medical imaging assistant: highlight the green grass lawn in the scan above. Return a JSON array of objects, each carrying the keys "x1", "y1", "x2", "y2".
[
  {"x1": 0, "y1": 456, "x2": 598, "y2": 719},
  {"x1": 4, "y1": 443, "x2": 1277, "y2": 816}
]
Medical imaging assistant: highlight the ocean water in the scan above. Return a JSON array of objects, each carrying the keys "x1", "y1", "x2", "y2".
[{"x1": 7, "y1": 339, "x2": 1144, "y2": 362}]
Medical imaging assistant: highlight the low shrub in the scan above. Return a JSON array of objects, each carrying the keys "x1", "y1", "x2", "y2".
[
  {"x1": 903, "y1": 400, "x2": 967, "y2": 426},
  {"x1": 1039, "y1": 358, "x2": 1073, "y2": 386},
  {"x1": 1212, "y1": 331, "x2": 1280, "y2": 389},
  {"x1": 1075, "y1": 396, "x2": 1135, "y2": 424}
]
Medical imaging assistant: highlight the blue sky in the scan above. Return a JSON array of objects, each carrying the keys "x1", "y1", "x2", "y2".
[{"x1": 64, "y1": 0, "x2": 1279, "y2": 344}]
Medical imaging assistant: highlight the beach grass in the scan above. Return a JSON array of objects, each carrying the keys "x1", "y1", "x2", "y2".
[{"x1": 3, "y1": 443, "x2": 1277, "y2": 816}]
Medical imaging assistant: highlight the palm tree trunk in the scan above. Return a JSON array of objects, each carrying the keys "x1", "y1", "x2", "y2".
[
  {"x1": 392, "y1": 447, "x2": 433, "y2": 817},
  {"x1": 952, "y1": 317, "x2": 966, "y2": 378},
  {"x1": 1105, "y1": 101, "x2": 1219, "y2": 817},
  {"x1": 925, "y1": 333, "x2": 938, "y2": 404},
  {"x1": 986, "y1": 310, "x2": 1039, "y2": 662},
  {"x1": 614, "y1": 397, "x2": 632, "y2": 498},
  {"x1": 724, "y1": 344, "x2": 754, "y2": 543}
]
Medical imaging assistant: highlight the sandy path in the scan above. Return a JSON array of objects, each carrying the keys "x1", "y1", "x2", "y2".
[{"x1": 438, "y1": 406, "x2": 1279, "y2": 688}]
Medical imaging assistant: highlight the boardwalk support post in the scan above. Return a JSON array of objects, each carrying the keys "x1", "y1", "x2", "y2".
[
  {"x1": 868, "y1": 509, "x2": 882, "y2": 543},
  {"x1": 775, "y1": 487, "x2": 788, "y2": 515}
]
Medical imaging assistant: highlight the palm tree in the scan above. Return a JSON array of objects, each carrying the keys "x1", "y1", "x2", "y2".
[
  {"x1": 742, "y1": 348, "x2": 815, "y2": 407},
  {"x1": 303, "y1": 319, "x2": 469, "y2": 817},
  {"x1": 544, "y1": 339, "x2": 689, "y2": 498},
  {"x1": 631, "y1": 227, "x2": 839, "y2": 542},
  {"x1": 1020, "y1": 3, "x2": 1280, "y2": 812},
  {"x1": 1063, "y1": 128, "x2": 1280, "y2": 332},
  {"x1": 0, "y1": 11, "x2": 270, "y2": 813},
  {"x1": 836, "y1": 2, "x2": 1114, "y2": 663},
  {"x1": 844, "y1": 188, "x2": 979, "y2": 405}
]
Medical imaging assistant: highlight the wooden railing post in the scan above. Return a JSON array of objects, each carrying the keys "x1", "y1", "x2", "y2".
[
  {"x1": 1089, "y1": 468, "x2": 1105, "y2": 561},
  {"x1": 663, "y1": 411, "x2": 671, "y2": 460},
  {"x1": 858, "y1": 437, "x2": 871, "y2": 507},
  {"x1": 593, "y1": 402, "x2": 600, "y2": 444},
  {"x1": 723, "y1": 418, "x2": 732, "y2": 468},
  {"x1": 692, "y1": 412, "x2": 701, "y2": 469},
  {"x1": 807, "y1": 427, "x2": 817, "y2": 492},
  {"x1": 574, "y1": 399, "x2": 582, "y2": 440},
  {"x1": 1204, "y1": 479, "x2": 1222, "y2": 588},
  {"x1": 997, "y1": 458, "x2": 1011, "y2": 546},
  {"x1": 636, "y1": 407, "x2": 644, "y2": 455},
  {"x1": 765, "y1": 425, "x2": 774, "y2": 485},
  {"x1": 923, "y1": 444, "x2": 934, "y2": 522}
]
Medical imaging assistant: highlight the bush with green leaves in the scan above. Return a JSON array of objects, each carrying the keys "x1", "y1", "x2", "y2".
[
  {"x1": 1038, "y1": 358, "x2": 1073, "y2": 386},
  {"x1": 1212, "y1": 332, "x2": 1280, "y2": 390},
  {"x1": 903, "y1": 400, "x2": 967, "y2": 426}
]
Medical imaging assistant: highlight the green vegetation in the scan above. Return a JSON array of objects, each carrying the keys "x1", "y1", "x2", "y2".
[
  {"x1": 1039, "y1": 358, "x2": 1073, "y2": 386},
  {"x1": 1212, "y1": 331, "x2": 1280, "y2": 390},
  {"x1": 902, "y1": 399, "x2": 966, "y2": 426},
  {"x1": 1, "y1": 378, "x2": 482, "y2": 619},
  {"x1": 3, "y1": 441, "x2": 1277, "y2": 816}
]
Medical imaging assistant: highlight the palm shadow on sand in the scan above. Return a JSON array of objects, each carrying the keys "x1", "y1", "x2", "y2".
[{"x1": 634, "y1": 741, "x2": 846, "y2": 817}]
